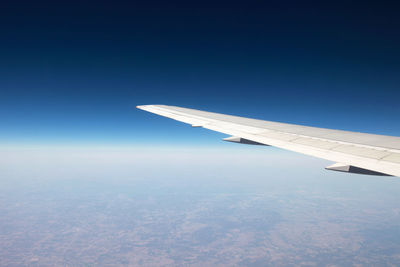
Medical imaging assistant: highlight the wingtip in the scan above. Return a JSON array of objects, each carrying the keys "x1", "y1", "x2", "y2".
[
  {"x1": 137, "y1": 104, "x2": 166, "y2": 110},
  {"x1": 136, "y1": 105, "x2": 150, "y2": 110}
]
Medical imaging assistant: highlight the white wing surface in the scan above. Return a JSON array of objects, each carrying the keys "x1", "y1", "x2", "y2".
[{"x1": 137, "y1": 105, "x2": 400, "y2": 177}]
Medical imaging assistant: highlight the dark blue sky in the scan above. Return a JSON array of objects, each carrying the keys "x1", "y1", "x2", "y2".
[{"x1": 1, "y1": 1, "x2": 399, "y2": 145}]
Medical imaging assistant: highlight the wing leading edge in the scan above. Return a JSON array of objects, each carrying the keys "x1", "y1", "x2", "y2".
[{"x1": 137, "y1": 105, "x2": 400, "y2": 177}]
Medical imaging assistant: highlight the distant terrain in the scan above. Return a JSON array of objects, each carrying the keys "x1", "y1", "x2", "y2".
[{"x1": 1, "y1": 147, "x2": 400, "y2": 266}]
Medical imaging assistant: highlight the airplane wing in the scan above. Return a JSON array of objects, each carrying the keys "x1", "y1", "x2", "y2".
[{"x1": 137, "y1": 105, "x2": 400, "y2": 177}]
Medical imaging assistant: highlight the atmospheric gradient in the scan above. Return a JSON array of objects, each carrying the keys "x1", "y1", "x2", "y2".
[{"x1": 1, "y1": 1, "x2": 400, "y2": 266}]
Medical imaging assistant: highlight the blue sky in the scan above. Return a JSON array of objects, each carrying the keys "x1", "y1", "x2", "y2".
[{"x1": 1, "y1": 1, "x2": 400, "y2": 146}]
